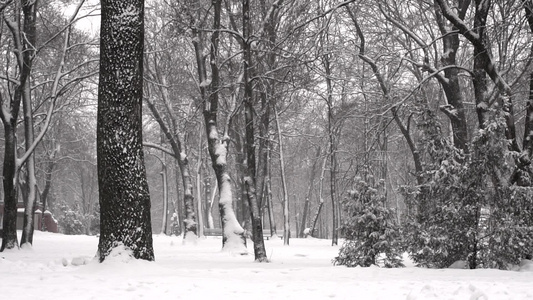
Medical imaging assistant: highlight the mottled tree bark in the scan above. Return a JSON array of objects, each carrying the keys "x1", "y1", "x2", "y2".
[{"x1": 97, "y1": 0, "x2": 154, "y2": 262}]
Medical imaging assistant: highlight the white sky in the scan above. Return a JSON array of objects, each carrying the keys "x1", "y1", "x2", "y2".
[{"x1": 63, "y1": 0, "x2": 101, "y2": 36}]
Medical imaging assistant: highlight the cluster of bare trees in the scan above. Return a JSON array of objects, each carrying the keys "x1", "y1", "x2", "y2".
[
  {"x1": 2, "y1": 0, "x2": 533, "y2": 263},
  {"x1": 0, "y1": 0, "x2": 98, "y2": 251}
]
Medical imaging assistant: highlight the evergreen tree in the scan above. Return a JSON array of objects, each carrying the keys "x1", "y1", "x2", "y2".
[
  {"x1": 404, "y1": 112, "x2": 533, "y2": 269},
  {"x1": 334, "y1": 175, "x2": 404, "y2": 268}
]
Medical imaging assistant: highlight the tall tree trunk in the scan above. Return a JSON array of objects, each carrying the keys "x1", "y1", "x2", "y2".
[
  {"x1": 435, "y1": 2, "x2": 470, "y2": 152},
  {"x1": 180, "y1": 155, "x2": 198, "y2": 240},
  {"x1": 196, "y1": 138, "x2": 204, "y2": 237},
  {"x1": 192, "y1": 0, "x2": 246, "y2": 252},
  {"x1": 310, "y1": 152, "x2": 328, "y2": 237},
  {"x1": 207, "y1": 180, "x2": 216, "y2": 230},
  {"x1": 40, "y1": 156, "x2": 56, "y2": 231},
  {"x1": 0, "y1": 125, "x2": 20, "y2": 251},
  {"x1": 266, "y1": 151, "x2": 277, "y2": 236},
  {"x1": 1, "y1": 0, "x2": 27, "y2": 251},
  {"x1": 144, "y1": 87, "x2": 198, "y2": 239},
  {"x1": 243, "y1": 0, "x2": 268, "y2": 262},
  {"x1": 20, "y1": 0, "x2": 38, "y2": 248},
  {"x1": 323, "y1": 53, "x2": 338, "y2": 246},
  {"x1": 174, "y1": 162, "x2": 184, "y2": 235},
  {"x1": 160, "y1": 164, "x2": 168, "y2": 235},
  {"x1": 435, "y1": 0, "x2": 520, "y2": 153},
  {"x1": 97, "y1": 0, "x2": 154, "y2": 262},
  {"x1": 274, "y1": 107, "x2": 290, "y2": 245},
  {"x1": 299, "y1": 147, "x2": 321, "y2": 237},
  {"x1": 520, "y1": 0, "x2": 533, "y2": 186}
]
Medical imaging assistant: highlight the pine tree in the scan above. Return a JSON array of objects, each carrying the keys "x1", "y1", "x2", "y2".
[{"x1": 334, "y1": 175, "x2": 404, "y2": 268}]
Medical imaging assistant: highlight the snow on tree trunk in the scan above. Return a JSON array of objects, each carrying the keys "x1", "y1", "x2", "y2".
[
  {"x1": 97, "y1": 0, "x2": 154, "y2": 262},
  {"x1": 180, "y1": 154, "x2": 198, "y2": 242}
]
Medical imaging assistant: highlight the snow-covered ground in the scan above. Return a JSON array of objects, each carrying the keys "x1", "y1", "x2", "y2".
[{"x1": 1, "y1": 231, "x2": 532, "y2": 300}]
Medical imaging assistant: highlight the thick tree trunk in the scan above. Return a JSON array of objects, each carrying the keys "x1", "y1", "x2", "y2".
[
  {"x1": 431, "y1": 1, "x2": 470, "y2": 152},
  {"x1": 97, "y1": 0, "x2": 154, "y2": 262}
]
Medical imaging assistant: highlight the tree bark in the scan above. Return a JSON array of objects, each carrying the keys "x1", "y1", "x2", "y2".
[
  {"x1": 20, "y1": 0, "x2": 38, "y2": 247},
  {"x1": 97, "y1": 0, "x2": 154, "y2": 262},
  {"x1": 299, "y1": 147, "x2": 321, "y2": 237},
  {"x1": 243, "y1": 0, "x2": 268, "y2": 261},
  {"x1": 310, "y1": 152, "x2": 328, "y2": 237},
  {"x1": 0, "y1": 124, "x2": 20, "y2": 251},
  {"x1": 274, "y1": 107, "x2": 290, "y2": 245},
  {"x1": 522, "y1": 1, "x2": 533, "y2": 158},
  {"x1": 322, "y1": 53, "x2": 338, "y2": 246},
  {"x1": 193, "y1": 0, "x2": 247, "y2": 252},
  {"x1": 144, "y1": 72, "x2": 198, "y2": 239},
  {"x1": 160, "y1": 164, "x2": 168, "y2": 235},
  {"x1": 433, "y1": 1, "x2": 470, "y2": 152}
]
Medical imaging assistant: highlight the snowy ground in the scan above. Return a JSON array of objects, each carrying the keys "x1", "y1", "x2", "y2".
[{"x1": 1, "y1": 231, "x2": 532, "y2": 300}]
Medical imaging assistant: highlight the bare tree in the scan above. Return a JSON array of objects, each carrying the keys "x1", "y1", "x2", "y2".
[
  {"x1": 1, "y1": 0, "x2": 90, "y2": 250},
  {"x1": 191, "y1": 0, "x2": 247, "y2": 252}
]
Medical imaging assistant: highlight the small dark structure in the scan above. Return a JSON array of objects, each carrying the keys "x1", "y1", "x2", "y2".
[{"x1": 0, "y1": 200, "x2": 58, "y2": 235}]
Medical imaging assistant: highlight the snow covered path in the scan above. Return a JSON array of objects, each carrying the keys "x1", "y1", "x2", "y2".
[{"x1": 1, "y1": 232, "x2": 532, "y2": 299}]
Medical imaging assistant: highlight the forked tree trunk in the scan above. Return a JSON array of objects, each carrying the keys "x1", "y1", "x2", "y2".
[
  {"x1": 193, "y1": 0, "x2": 246, "y2": 252},
  {"x1": 144, "y1": 87, "x2": 198, "y2": 239}
]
